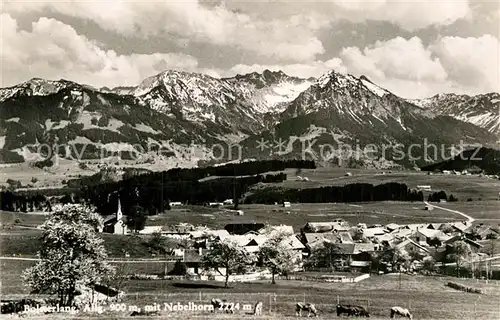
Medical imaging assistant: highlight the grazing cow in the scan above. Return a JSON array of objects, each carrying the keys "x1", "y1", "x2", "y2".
[
  {"x1": 390, "y1": 306, "x2": 412, "y2": 319},
  {"x1": 210, "y1": 298, "x2": 234, "y2": 313},
  {"x1": 253, "y1": 301, "x2": 263, "y2": 316},
  {"x1": 336, "y1": 304, "x2": 370, "y2": 317},
  {"x1": 296, "y1": 303, "x2": 318, "y2": 317},
  {"x1": 351, "y1": 306, "x2": 370, "y2": 317}
]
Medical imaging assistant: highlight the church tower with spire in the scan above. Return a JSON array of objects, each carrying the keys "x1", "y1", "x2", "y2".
[{"x1": 116, "y1": 197, "x2": 123, "y2": 221}]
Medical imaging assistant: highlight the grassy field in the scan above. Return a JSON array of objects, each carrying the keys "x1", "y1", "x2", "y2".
[
  {"x1": 0, "y1": 159, "x2": 98, "y2": 189},
  {"x1": 434, "y1": 201, "x2": 500, "y2": 224},
  {"x1": 148, "y1": 201, "x2": 463, "y2": 231},
  {"x1": 274, "y1": 168, "x2": 500, "y2": 201},
  {"x1": 1, "y1": 258, "x2": 499, "y2": 320},
  {"x1": 0, "y1": 210, "x2": 48, "y2": 228},
  {"x1": 0, "y1": 228, "x2": 167, "y2": 258}
]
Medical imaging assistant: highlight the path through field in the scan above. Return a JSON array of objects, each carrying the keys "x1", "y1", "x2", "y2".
[{"x1": 423, "y1": 201, "x2": 475, "y2": 223}]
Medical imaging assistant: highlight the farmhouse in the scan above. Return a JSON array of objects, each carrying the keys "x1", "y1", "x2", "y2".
[
  {"x1": 362, "y1": 227, "x2": 386, "y2": 239},
  {"x1": 416, "y1": 185, "x2": 432, "y2": 191},
  {"x1": 469, "y1": 225, "x2": 500, "y2": 240},
  {"x1": 170, "y1": 201, "x2": 183, "y2": 207},
  {"x1": 385, "y1": 223, "x2": 400, "y2": 232},
  {"x1": 208, "y1": 202, "x2": 223, "y2": 207},
  {"x1": 303, "y1": 232, "x2": 353, "y2": 248},
  {"x1": 259, "y1": 225, "x2": 294, "y2": 236},
  {"x1": 395, "y1": 237, "x2": 430, "y2": 255},
  {"x1": 225, "y1": 222, "x2": 266, "y2": 235},
  {"x1": 139, "y1": 226, "x2": 163, "y2": 234},
  {"x1": 102, "y1": 199, "x2": 128, "y2": 235},
  {"x1": 283, "y1": 201, "x2": 291, "y2": 208},
  {"x1": 302, "y1": 221, "x2": 349, "y2": 233},
  {"x1": 412, "y1": 228, "x2": 451, "y2": 246},
  {"x1": 225, "y1": 234, "x2": 268, "y2": 253}
]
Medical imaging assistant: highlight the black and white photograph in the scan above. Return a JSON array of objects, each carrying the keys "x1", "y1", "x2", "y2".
[{"x1": 1, "y1": 0, "x2": 499, "y2": 319}]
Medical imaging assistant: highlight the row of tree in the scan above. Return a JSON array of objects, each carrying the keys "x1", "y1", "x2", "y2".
[{"x1": 244, "y1": 182, "x2": 425, "y2": 203}]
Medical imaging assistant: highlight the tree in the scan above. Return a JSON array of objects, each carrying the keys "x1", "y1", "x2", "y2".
[
  {"x1": 126, "y1": 204, "x2": 147, "y2": 232},
  {"x1": 308, "y1": 241, "x2": 346, "y2": 272},
  {"x1": 258, "y1": 233, "x2": 297, "y2": 284},
  {"x1": 352, "y1": 228, "x2": 368, "y2": 242},
  {"x1": 148, "y1": 230, "x2": 174, "y2": 255},
  {"x1": 422, "y1": 257, "x2": 437, "y2": 274},
  {"x1": 201, "y1": 240, "x2": 250, "y2": 288},
  {"x1": 23, "y1": 204, "x2": 114, "y2": 307},
  {"x1": 379, "y1": 247, "x2": 410, "y2": 288},
  {"x1": 446, "y1": 240, "x2": 473, "y2": 277}
]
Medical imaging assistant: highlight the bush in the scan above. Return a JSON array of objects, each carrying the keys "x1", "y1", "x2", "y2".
[
  {"x1": 170, "y1": 261, "x2": 188, "y2": 276},
  {"x1": 446, "y1": 281, "x2": 482, "y2": 294}
]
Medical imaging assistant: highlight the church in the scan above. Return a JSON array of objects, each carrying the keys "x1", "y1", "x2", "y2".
[{"x1": 102, "y1": 198, "x2": 128, "y2": 235}]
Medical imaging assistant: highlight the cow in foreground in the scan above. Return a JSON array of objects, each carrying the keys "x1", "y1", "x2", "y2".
[
  {"x1": 296, "y1": 303, "x2": 318, "y2": 317},
  {"x1": 336, "y1": 304, "x2": 370, "y2": 317},
  {"x1": 253, "y1": 301, "x2": 263, "y2": 316},
  {"x1": 210, "y1": 298, "x2": 234, "y2": 313},
  {"x1": 390, "y1": 306, "x2": 412, "y2": 319}
]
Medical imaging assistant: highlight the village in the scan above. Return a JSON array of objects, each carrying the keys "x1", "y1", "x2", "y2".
[{"x1": 99, "y1": 198, "x2": 500, "y2": 282}]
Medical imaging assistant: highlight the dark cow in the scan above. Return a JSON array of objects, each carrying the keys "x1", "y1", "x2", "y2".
[
  {"x1": 390, "y1": 306, "x2": 412, "y2": 319},
  {"x1": 336, "y1": 304, "x2": 370, "y2": 317},
  {"x1": 1, "y1": 299, "x2": 39, "y2": 315},
  {"x1": 296, "y1": 302, "x2": 318, "y2": 317},
  {"x1": 210, "y1": 298, "x2": 234, "y2": 313}
]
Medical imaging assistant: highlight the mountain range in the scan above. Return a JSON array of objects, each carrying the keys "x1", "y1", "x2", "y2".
[{"x1": 1, "y1": 69, "x2": 498, "y2": 169}]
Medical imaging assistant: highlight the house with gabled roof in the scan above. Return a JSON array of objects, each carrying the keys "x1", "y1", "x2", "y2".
[
  {"x1": 412, "y1": 228, "x2": 451, "y2": 246},
  {"x1": 395, "y1": 237, "x2": 430, "y2": 255},
  {"x1": 362, "y1": 227, "x2": 386, "y2": 239},
  {"x1": 386, "y1": 223, "x2": 400, "y2": 232},
  {"x1": 302, "y1": 221, "x2": 349, "y2": 233},
  {"x1": 427, "y1": 223, "x2": 442, "y2": 230},
  {"x1": 470, "y1": 225, "x2": 500, "y2": 240},
  {"x1": 259, "y1": 224, "x2": 294, "y2": 235}
]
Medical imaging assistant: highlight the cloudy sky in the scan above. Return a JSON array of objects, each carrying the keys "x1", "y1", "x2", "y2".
[{"x1": 1, "y1": 0, "x2": 499, "y2": 98}]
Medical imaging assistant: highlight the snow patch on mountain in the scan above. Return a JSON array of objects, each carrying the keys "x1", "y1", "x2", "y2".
[
  {"x1": 69, "y1": 136, "x2": 94, "y2": 144},
  {"x1": 410, "y1": 93, "x2": 500, "y2": 133},
  {"x1": 0, "y1": 136, "x2": 5, "y2": 149},
  {"x1": 6, "y1": 117, "x2": 20, "y2": 123},
  {"x1": 133, "y1": 123, "x2": 160, "y2": 135},
  {"x1": 102, "y1": 142, "x2": 137, "y2": 152},
  {"x1": 361, "y1": 79, "x2": 387, "y2": 97},
  {"x1": 259, "y1": 81, "x2": 312, "y2": 113},
  {"x1": 12, "y1": 146, "x2": 46, "y2": 162},
  {"x1": 45, "y1": 119, "x2": 70, "y2": 131}
]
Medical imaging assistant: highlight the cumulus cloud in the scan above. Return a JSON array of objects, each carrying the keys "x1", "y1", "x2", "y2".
[
  {"x1": 334, "y1": 35, "x2": 498, "y2": 98},
  {"x1": 3, "y1": 0, "x2": 326, "y2": 62},
  {"x1": 340, "y1": 37, "x2": 448, "y2": 82},
  {"x1": 431, "y1": 34, "x2": 500, "y2": 92},
  {"x1": 0, "y1": 14, "x2": 199, "y2": 87},
  {"x1": 331, "y1": 0, "x2": 471, "y2": 31}
]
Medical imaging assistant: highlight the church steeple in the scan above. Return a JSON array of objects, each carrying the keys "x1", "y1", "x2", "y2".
[{"x1": 116, "y1": 198, "x2": 122, "y2": 221}]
